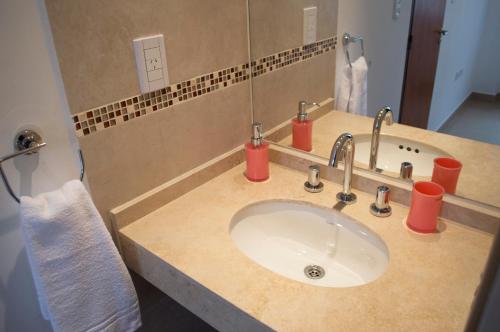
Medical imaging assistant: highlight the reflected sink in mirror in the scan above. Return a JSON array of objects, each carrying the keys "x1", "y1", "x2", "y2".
[
  {"x1": 354, "y1": 134, "x2": 451, "y2": 177},
  {"x1": 229, "y1": 200, "x2": 389, "y2": 288}
]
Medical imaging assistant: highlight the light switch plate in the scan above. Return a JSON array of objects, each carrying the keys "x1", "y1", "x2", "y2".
[
  {"x1": 133, "y1": 34, "x2": 170, "y2": 94},
  {"x1": 303, "y1": 7, "x2": 317, "y2": 45}
]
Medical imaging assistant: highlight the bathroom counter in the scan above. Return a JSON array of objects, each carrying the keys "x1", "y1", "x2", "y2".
[
  {"x1": 278, "y1": 110, "x2": 500, "y2": 207},
  {"x1": 118, "y1": 162, "x2": 492, "y2": 332}
]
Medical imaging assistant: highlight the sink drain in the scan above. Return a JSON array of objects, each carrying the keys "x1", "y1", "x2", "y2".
[{"x1": 304, "y1": 265, "x2": 325, "y2": 279}]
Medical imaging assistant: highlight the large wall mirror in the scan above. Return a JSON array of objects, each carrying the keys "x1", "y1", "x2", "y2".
[{"x1": 248, "y1": 0, "x2": 500, "y2": 208}]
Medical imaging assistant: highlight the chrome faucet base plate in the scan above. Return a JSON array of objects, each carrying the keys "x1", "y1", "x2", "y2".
[
  {"x1": 304, "y1": 181, "x2": 324, "y2": 193},
  {"x1": 336, "y1": 192, "x2": 357, "y2": 205},
  {"x1": 369, "y1": 203, "x2": 392, "y2": 217}
]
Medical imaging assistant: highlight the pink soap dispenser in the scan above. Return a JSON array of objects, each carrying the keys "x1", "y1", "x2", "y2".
[
  {"x1": 245, "y1": 123, "x2": 269, "y2": 182},
  {"x1": 292, "y1": 101, "x2": 319, "y2": 152}
]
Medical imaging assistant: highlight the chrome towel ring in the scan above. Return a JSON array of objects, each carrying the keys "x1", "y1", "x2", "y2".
[
  {"x1": 343, "y1": 32, "x2": 365, "y2": 68},
  {"x1": 0, "y1": 129, "x2": 85, "y2": 203}
]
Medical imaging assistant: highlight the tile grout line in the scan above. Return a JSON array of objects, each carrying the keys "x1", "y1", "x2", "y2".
[{"x1": 72, "y1": 36, "x2": 337, "y2": 137}]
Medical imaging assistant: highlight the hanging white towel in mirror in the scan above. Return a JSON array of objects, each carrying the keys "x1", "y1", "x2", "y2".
[
  {"x1": 337, "y1": 56, "x2": 368, "y2": 116},
  {"x1": 337, "y1": 62, "x2": 352, "y2": 113}
]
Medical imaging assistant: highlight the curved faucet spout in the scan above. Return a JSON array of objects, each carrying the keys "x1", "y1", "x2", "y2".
[
  {"x1": 329, "y1": 133, "x2": 356, "y2": 204},
  {"x1": 328, "y1": 133, "x2": 353, "y2": 167},
  {"x1": 369, "y1": 107, "x2": 393, "y2": 170}
]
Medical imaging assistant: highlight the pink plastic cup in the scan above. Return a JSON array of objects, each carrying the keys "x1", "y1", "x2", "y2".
[
  {"x1": 406, "y1": 181, "x2": 445, "y2": 233},
  {"x1": 431, "y1": 157, "x2": 462, "y2": 194}
]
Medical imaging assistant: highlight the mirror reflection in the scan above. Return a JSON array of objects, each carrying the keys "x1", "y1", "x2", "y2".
[{"x1": 248, "y1": 0, "x2": 500, "y2": 208}]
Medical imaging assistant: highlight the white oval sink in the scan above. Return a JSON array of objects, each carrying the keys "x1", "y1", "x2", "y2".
[
  {"x1": 229, "y1": 200, "x2": 389, "y2": 288},
  {"x1": 354, "y1": 134, "x2": 451, "y2": 177}
]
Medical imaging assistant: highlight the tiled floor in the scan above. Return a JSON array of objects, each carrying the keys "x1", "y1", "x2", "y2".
[
  {"x1": 439, "y1": 96, "x2": 500, "y2": 146},
  {"x1": 130, "y1": 271, "x2": 217, "y2": 332}
]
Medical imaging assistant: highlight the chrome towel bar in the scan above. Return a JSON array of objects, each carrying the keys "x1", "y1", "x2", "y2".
[
  {"x1": 0, "y1": 129, "x2": 85, "y2": 203},
  {"x1": 342, "y1": 32, "x2": 365, "y2": 68}
]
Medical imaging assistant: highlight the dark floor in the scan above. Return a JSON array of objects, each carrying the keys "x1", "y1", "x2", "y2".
[
  {"x1": 439, "y1": 95, "x2": 500, "y2": 146},
  {"x1": 130, "y1": 270, "x2": 217, "y2": 332}
]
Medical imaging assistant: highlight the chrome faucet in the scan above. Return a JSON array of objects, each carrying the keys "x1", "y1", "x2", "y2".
[
  {"x1": 328, "y1": 133, "x2": 356, "y2": 204},
  {"x1": 369, "y1": 107, "x2": 393, "y2": 170}
]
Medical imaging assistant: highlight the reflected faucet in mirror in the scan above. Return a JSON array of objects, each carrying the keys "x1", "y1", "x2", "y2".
[
  {"x1": 328, "y1": 133, "x2": 356, "y2": 205},
  {"x1": 369, "y1": 107, "x2": 393, "y2": 171}
]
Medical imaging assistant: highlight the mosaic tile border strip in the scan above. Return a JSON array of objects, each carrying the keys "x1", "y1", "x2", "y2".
[
  {"x1": 251, "y1": 36, "x2": 336, "y2": 78},
  {"x1": 72, "y1": 63, "x2": 250, "y2": 137},
  {"x1": 73, "y1": 36, "x2": 337, "y2": 137}
]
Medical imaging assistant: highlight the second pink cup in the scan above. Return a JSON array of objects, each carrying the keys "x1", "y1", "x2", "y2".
[
  {"x1": 431, "y1": 157, "x2": 462, "y2": 194},
  {"x1": 406, "y1": 181, "x2": 445, "y2": 233}
]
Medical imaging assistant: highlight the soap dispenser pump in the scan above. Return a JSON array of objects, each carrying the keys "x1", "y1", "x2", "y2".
[
  {"x1": 292, "y1": 101, "x2": 319, "y2": 152},
  {"x1": 245, "y1": 123, "x2": 269, "y2": 182}
]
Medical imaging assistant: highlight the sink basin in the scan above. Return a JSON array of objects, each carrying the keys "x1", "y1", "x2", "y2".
[
  {"x1": 354, "y1": 134, "x2": 451, "y2": 177},
  {"x1": 229, "y1": 200, "x2": 389, "y2": 287}
]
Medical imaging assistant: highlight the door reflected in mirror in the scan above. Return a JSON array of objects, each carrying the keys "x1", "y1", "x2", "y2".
[{"x1": 248, "y1": 0, "x2": 500, "y2": 208}]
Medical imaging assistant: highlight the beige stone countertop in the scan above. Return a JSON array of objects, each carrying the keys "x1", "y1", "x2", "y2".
[
  {"x1": 119, "y1": 162, "x2": 493, "y2": 331},
  {"x1": 278, "y1": 110, "x2": 500, "y2": 207}
]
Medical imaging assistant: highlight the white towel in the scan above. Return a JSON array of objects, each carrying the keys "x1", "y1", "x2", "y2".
[
  {"x1": 350, "y1": 56, "x2": 368, "y2": 116},
  {"x1": 20, "y1": 180, "x2": 141, "y2": 332},
  {"x1": 336, "y1": 56, "x2": 368, "y2": 116},
  {"x1": 336, "y1": 62, "x2": 352, "y2": 113}
]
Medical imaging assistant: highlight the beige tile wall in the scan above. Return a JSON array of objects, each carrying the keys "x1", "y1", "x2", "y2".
[
  {"x1": 249, "y1": 0, "x2": 338, "y2": 131},
  {"x1": 46, "y1": 0, "x2": 249, "y2": 115},
  {"x1": 45, "y1": 0, "x2": 252, "y2": 228},
  {"x1": 79, "y1": 82, "x2": 251, "y2": 228},
  {"x1": 248, "y1": 0, "x2": 338, "y2": 59}
]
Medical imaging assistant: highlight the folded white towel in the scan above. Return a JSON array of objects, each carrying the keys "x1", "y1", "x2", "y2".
[
  {"x1": 336, "y1": 56, "x2": 368, "y2": 116},
  {"x1": 20, "y1": 180, "x2": 141, "y2": 332}
]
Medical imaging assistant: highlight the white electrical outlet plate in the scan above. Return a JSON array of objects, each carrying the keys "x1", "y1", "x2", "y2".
[
  {"x1": 303, "y1": 7, "x2": 317, "y2": 45},
  {"x1": 133, "y1": 34, "x2": 170, "y2": 94}
]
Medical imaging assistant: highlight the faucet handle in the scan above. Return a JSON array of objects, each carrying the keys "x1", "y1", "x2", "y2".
[
  {"x1": 304, "y1": 165, "x2": 324, "y2": 193},
  {"x1": 400, "y1": 162, "x2": 413, "y2": 180},
  {"x1": 370, "y1": 185, "x2": 392, "y2": 217}
]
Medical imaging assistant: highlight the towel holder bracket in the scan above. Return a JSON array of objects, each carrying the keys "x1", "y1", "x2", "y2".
[
  {"x1": 14, "y1": 130, "x2": 44, "y2": 154},
  {"x1": 0, "y1": 129, "x2": 85, "y2": 203},
  {"x1": 343, "y1": 32, "x2": 365, "y2": 68}
]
